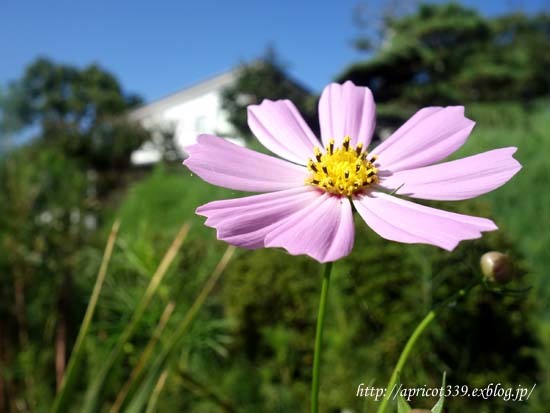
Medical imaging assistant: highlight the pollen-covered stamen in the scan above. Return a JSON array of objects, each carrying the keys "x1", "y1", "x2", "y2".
[
  {"x1": 308, "y1": 160, "x2": 318, "y2": 172},
  {"x1": 306, "y1": 136, "x2": 379, "y2": 196},
  {"x1": 315, "y1": 147, "x2": 322, "y2": 162},
  {"x1": 342, "y1": 136, "x2": 350, "y2": 150}
]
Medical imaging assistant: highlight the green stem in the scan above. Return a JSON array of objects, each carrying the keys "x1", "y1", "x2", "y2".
[
  {"x1": 311, "y1": 262, "x2": 333, "y2": 413},
  {"x1": 376, "y1": 311, "x2": 436, "y2": 413},
  {"x1": 376, "y1": 279, "x2": 481, "y2": 413}
]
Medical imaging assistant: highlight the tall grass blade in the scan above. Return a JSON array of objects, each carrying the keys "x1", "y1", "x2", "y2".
[
  {"x1": 144, "y1": 369, "x2": 169, "y2": 413},
  {"x1": 124, "y1": 246, "x2": 235, "y2": 413},
  {"x1": 51, "y1": 219, "x2": 121, "y2": 413},
  {"x1": 81, "y1": 222, "x2": 190, "y2": 413},
  {"x1": 110, "y1": 301, "x2": 175, "y2": 413}
]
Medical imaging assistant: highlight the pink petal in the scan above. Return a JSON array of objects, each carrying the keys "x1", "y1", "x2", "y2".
[
  {"x1": 381, "y1": 147, "x2": 522, "y2": 200},
  {"x1": 196, "y1": 187, "x2": 321, "y2": 249},
  {"x1": 247, "y1": 99, "x2": 319, "y2": 165},
  {"x1": 318, "y1": 81, "x2": 376, "y2": 148},
  {"x1": 184, "y1": 134, "x2": 308, "y2": 192},
  {"x1": 371, "y1": 106, "x2": 475, "y2": 172},
  {"x1": 264, "y1": 194, "x2": 354, "y2": 263},
  {"x1": 353, "y1": 192, "x2": 497, "y2": 251}
]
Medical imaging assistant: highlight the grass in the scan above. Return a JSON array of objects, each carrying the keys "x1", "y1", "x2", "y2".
[{"x1": 114, "y1": 163, "x2": 233, "y2": 241}]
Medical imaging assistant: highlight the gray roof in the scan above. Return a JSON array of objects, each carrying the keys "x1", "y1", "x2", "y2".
[{"x1": 129, "y1": 67, "x2": 241, "y2": 120}]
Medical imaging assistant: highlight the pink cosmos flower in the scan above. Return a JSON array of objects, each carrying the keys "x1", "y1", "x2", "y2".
[{"x1": 183, "y1": 81, "x2": 521, "y2": 263}]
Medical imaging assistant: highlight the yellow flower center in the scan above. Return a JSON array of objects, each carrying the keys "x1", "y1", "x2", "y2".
[{"x1": 306, "y1": 136, "x2": 379, "y2": 197}]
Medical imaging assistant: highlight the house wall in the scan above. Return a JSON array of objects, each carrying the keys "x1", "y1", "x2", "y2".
[
  {"x1": 163, "y1": 89, "x2": 236, "y2": 150},
  {"x1": 129, "y1": 70, "x2": 241, "y2": 165}
]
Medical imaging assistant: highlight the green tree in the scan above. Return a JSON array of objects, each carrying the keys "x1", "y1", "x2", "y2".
[
  {"x1": 0, "y1": 58, "x2": 148, "y2": 171},
  {"x1": 221, "y1": 49, "x2": 317, "y2": 141},
  {"x1": 339, "y1": 3, "x2": 550, "y2": 104},
  {"x1": 1, "y1": 57, "x2": 141, "y2": 135}
]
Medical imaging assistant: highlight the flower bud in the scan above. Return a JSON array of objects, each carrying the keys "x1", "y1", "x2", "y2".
[{"x1": 480, "y1": 251, "x2": 514, "y2": 284}]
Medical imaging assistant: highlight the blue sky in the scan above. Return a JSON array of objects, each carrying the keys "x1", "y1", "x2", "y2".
[{"x1": 2, "y1": 0, "x2": 549, "y2": 102}]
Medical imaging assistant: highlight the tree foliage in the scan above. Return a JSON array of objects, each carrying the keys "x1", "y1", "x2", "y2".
[
  {"x1": 0, "y1": 58, "x2": 148, "y2": 171},
  {"x1": 221, "y1": 49, "x2": 317, "y2": 140},
  {"x1": 1, "y1": 57, "x2": 141, "y2": 135},
  {"x1": 339, "y1": 3, "x2": 550, "y2": 104}
]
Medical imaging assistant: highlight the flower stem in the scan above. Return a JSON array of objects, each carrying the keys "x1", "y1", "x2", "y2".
[
  {"x1": 311, "y1": 262, "x2": 333, "y2": 413},
  {"x1": 376, "y1": 279, "x2": 481, "y2": 413},
  {"x1": 376, "y1": 310, "x2": 436, "y2": 413}
]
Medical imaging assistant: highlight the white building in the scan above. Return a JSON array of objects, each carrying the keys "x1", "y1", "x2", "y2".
[{"x1": 128, "y1": 68, "x2": 242, "y2": 165}]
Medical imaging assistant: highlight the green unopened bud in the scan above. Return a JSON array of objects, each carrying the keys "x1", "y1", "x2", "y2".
[{"x1": 480, "y1": 251, "x2": 514, "y2": 284}]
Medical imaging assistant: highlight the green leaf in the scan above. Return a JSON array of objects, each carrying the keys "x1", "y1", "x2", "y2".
[
  {"x1": 431, "y1": 372, "x2": 447, "y2": 413},
  {"x1": 397, "y1": 391, "x2": 412, "y2": 413}
]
